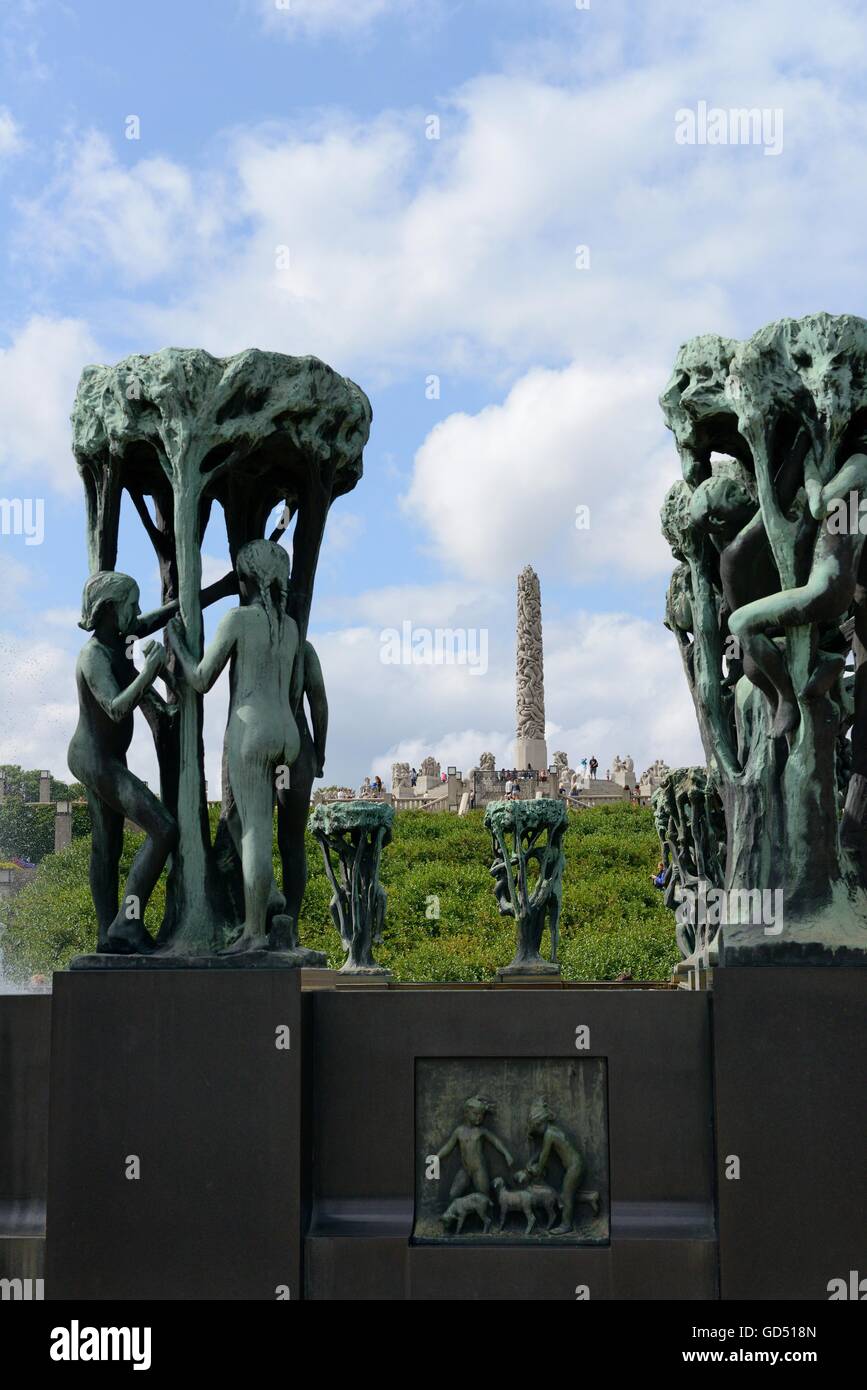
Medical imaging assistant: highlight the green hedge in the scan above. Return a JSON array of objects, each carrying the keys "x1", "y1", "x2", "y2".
[
  {"x1": 0, "y1": 802, "x2": 56, "y2": 863},
  {"x1": 2, "y1": 803, "x2": 678, "y2": 982},
  {"x1": 0, "y1": 764, "x2": 84, "y2": 803}
]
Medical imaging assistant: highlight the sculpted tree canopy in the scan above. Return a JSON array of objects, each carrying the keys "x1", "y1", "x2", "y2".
[{"x1": 660, "y1": 312, "x2": 867, "y2": 964}]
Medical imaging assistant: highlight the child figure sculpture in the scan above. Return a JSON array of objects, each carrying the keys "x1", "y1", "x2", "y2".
[
  {"x1": 169, "y1": 539, "x2": 300, "y2": 953},
  {"x1": 435, "y1": 1095, "x2": 513, "y2": 1200},
  {"x1": 68, "y1": 572, "x2": 177, "y2": 954},
  {"x1": 521, "y1": 1096, "x2": 585, "y2": 1234}
]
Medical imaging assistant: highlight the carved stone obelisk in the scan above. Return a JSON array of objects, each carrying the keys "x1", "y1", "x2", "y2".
[{"x1": 514, "y1": 565, "x2": 548, "y2": 773}]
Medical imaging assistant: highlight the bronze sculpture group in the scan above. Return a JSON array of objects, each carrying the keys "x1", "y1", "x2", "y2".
[
  {"x1": 69, "y1": 347, "x2": 371, "y2": 962},
  {"x1": 660, "y1": 312, "x2": 867, "y2": 967},
  {"x1": 435, "y1": 1094, "x2": 599, "y2": 1238},
  {"x1": 68, "y1": 313, "x2": 867, "y2": 975}
]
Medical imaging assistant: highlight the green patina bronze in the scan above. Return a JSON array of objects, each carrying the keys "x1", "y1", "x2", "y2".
[
  {"x1": 660, "y1": 311, "x2": 867, "y2": 964},
  {"x1": 413, "y1": 1061, "x2": 608, "y2": 1244},
  {"x1": 70, "y1": 347, "x2": 371, "y2": 958},
  {"x1": 484, "y1": 797, "x2": 566, "y2": 975},
  {"x1": 651, "y1": 767, "x2": 726, "y2": 972},
  {"x1": 309, "y1": 800, "x2": 394, "y2": 974}
]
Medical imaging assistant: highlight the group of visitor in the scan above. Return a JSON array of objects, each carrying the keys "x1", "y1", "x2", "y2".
[{"x1": 503, "y1": 774, "x2": 527, "y2": 800}]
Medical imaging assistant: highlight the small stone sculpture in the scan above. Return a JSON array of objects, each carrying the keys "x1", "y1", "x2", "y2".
[
  {"x1": 640, "y1": 758, "x2": 670, "y2": 798},
  {"x1": 652, "y1": 767, "x2": 726, "y2": 970},
  {"x1": 309, "y1": 800, "x2": 394, "y2": 973},
  {"x1": 484, "y1": 798, "x2": 567, "y2": 975},
  {"x1": 478, "y1": 751, "x2": 496, "y2": 772}
]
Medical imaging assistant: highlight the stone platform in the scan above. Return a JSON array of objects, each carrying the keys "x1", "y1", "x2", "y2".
[
  {"x1": 69, "y1": 947, "x2": 327, "y2": 970},
  {"x1": 4, "y1": 968, "x2": 862, "y2": 1300}
]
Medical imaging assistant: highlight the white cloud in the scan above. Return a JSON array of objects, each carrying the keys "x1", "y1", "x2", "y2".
[
  {"x1": 200, "y1": 553, "x2": 233, "y2": 589},
  {"x1": 314, "y1": 580, "x2": 501, "y2": 628},
  {"x1": 19, "y1": 131, "x2": 220, "y2": 284},
  {"x1": 0, "y1": 583, "x2": 700, "y2": 810},
  {"x1": 7, "y1": 0, "x2": 865, "y2": 792},
  {"x1": 0, "y1": 316, "x2": 100, "y2": 494},
  {"x1": 404, "y1": 359, "x2": 677, "y2": 583},
  {"x1": 323, "y1": 509, "x2": 364, "y2": 554},
  {"x1": 305, "y1": 583, "x2": 700, "y2": 789},
  {"x1": 18, "y1": 4, "x2": 867, "y2": 385},
  {"x1": 347, "y1": 604, "x2": 701, "y2": 787},
  {"x1": 0, "y1": 107, "x2": 23, "y2": 158},
  {"x1": 0, "y1": 630, "x2": 77, "y2": 774},
  {"x1": 0, "y1": 555, "x2": 30, "y2": 604},
  {"x1": 257, "y1": 0, "x2": 420, "y2": 40},
  {"x1": 37, "y1": 607, "x2": 80, "y2": 628}
]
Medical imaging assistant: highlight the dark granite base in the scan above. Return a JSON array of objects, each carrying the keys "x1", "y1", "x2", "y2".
[
  {"x1": 30, "y1": 965, "x2": 865, "y2": 1300},
  {"x1": 305, "y1": 987, "x2": 716, "y2": 1297},
  {"x1": 720, "y1": 940, "x2": 867, "y2": 966},
  {"x1": 714, "y1": 967, "x2": 867, "y2": 1299},
  {"x1": 45, "y1": 969, "x2": 307, "y2": 1299},
  {"x1": 69, "y1": 947, "x2": 327, "y2": 970},
  {"x1": 308, "y1": 1235, "x2": 718, "y2": 1300}
]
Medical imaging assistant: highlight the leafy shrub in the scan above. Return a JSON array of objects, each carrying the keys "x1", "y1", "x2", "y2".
[
  {"x1": 3, "y1": 804, "x2": 678, "y2": 981},
  {"x1": 0, "y1": 802, "x2": 56, "y2": 863}
]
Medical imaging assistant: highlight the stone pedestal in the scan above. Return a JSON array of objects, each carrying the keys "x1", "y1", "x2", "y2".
[
  {"x1": 713, "y1": 968, "x2": 867, "y2": 1300},
  {"x1": 53, "y1": 805, "x2": 72, "y2": 853},
  {"x1": 514, "y1": 736, "x2": 547, "y2": 774},
  {"x1": 306, "y1": 988, "x2": 716, "y2": 1299},
  {"x1": 0, "y1": 995, "x2": 51, "y2": 1285},
  {"x1": 45, "y1": 970, "x2": 306, "y2": 1300}
]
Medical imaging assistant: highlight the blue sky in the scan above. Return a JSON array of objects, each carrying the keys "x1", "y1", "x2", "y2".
[{"x1": 2, "y1": 0, "x2": 867, "y2": 790}]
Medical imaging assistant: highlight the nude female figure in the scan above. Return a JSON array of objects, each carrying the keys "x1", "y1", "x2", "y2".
[
  {"x1": 68, "y1": 572, "x2": 178, "y2": 954},
  {"x1": 168, "y1": 539, "x2": 301, "y2": 953}
]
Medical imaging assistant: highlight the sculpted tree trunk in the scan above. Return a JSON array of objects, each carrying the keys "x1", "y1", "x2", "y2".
[{"x1": 660, "y1": 313, "x2": 867, "y2": 964}]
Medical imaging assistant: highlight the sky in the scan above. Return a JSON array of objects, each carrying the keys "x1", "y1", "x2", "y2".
[{"x1": 2, "y1": 0, "x2": 867, "y2": 792}]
